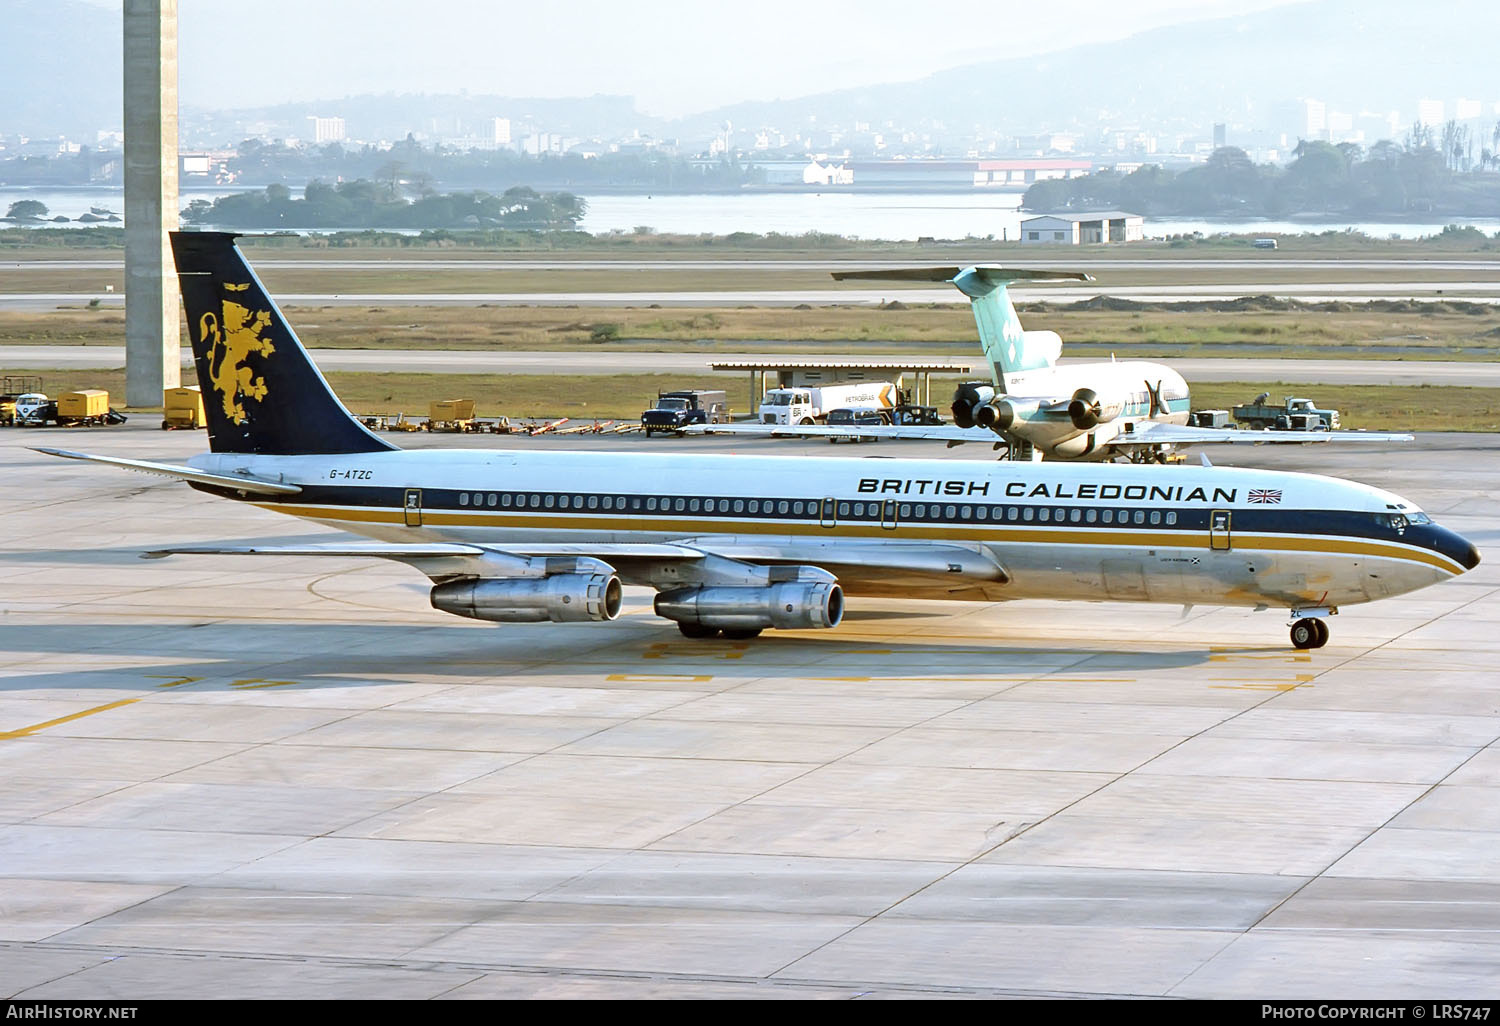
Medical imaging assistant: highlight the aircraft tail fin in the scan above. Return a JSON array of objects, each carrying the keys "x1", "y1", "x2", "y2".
[
  {"x1": 170, "y1": 231, "x2": 394, "y2": 455},
  {"x1": 831, "y1": 265, "x2": 1090, "y2": 389}
]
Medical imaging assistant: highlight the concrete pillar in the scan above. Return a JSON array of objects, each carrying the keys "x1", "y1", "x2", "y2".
[{"x1": 123, "y1": 0, "x2": 180, "y2": 408}]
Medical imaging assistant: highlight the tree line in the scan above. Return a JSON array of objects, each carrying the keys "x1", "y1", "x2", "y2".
[
  {"x1": 1023, "y1": 129, "x2": 1500, "y2": 217},
  {"x1": 181, "y1": 181, "x2": 587, "y2": 230},
  {"x1": 212, "y1": 137, "x2": 761, "y2": 193}
]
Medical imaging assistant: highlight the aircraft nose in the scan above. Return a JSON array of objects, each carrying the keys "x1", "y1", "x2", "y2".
[{"x1": 1433, "y1": 525, "x2": 1481, "y2": 572}]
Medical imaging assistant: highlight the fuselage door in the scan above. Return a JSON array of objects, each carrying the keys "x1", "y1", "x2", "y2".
[
  {"x1": 404, "y1": 488, "x2": 423, "y2": 528},
  {"x1": 820, "y1": 497, "x2": 837, "y2": 529},
  {"x1": 881, "y1": 499, "x2": 898, "y2": 531},
  {"x1": 1209, "y1": 509, "x2": 1231, "y2": 551}
]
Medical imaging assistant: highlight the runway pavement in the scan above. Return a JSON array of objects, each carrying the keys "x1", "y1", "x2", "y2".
[
  {"x1": 2, "y1": 424, "x2": 1497, "y2": 998},
  {"x1": 5, "y1": 343, "x2": 1499, "y2": 387}
]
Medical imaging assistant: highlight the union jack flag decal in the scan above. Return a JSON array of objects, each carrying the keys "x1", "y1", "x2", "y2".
[{"x1": 1248, "y1": 489, "x2": 1283, "y2": 504}]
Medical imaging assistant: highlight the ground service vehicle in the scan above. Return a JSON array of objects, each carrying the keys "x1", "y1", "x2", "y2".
[
  {"x1": 891, "y1": 404, "x2": 943, "y2": 426},
  {"x1": 426, "y1": 399, "x2": 478, "y2": 433},
  {"x1": 37, "y1": 232, "x2": 1480, "y2": 653},
  {"x1": 1232, "y1": 393, "x2": 1340, "y2": 431},
  {"x1": 163, "y1": 386, "x2": 207, "y2": 429},
  {"x1": 1, "y1": 376, "x2": 44, "y2": 425},
  {"x1": 14, "y1": 393, "x2": 56, "y2": 426},
  {"x1": 642, "y1": 390, "x2": 728, "y2": 436},
  {"x1": 1188, "y1": 409, "x2": 1231, "y2": 429},
  {"x1": 826, "y1": 407, "x2": 887, "y2": 443},
  {"x1": 759, "y1": 382, "x2": 897, "y2": 426},
  {"x1": 57, "y1": 390, "x2": 115, "y2": 426}
]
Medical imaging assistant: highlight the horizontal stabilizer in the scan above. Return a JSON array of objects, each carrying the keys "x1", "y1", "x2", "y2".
[
  {"x1": 33, "y1": 447, "x2": 302, "y2": 495},
  {"x1": 831, "y1": 266, "x2": 1092, "y2": 285}
]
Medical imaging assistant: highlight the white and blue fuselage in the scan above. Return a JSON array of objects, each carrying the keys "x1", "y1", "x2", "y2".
[{"x1": 192, "y1": 446, "x2": 1477, "y2": 610}]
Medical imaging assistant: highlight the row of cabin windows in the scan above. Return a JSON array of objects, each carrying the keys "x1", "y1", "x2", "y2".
[
  {"x1": 458, "y1": 492, "x2": 824, "y2": 516},
  {"x1": 452, "y1": 491, "x2": 1179, "y2": 527}
]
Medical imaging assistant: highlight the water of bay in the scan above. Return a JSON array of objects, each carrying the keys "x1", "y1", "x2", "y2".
[{"x1": 5, "y1": 185, "x2": 1498, "y2": 241}]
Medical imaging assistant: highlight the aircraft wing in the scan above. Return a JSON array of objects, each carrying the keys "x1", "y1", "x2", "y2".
[
  {"x1": 1109, "y1": 423, "x2": 1416, "y2": 446},
  {"x1": 33, "y1": 447, "x2": 303, "y2": 495},
  {"x1": 683, "y1": 422, "x2": 997, "y2": 445},
  {"x1": 142, "y1": 539, "x2": 1009, "y2": 594}
]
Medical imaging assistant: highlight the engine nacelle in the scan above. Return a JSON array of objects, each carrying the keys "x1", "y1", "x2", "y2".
[
  {"x1": 975, "y1": 398, "x2": 1017, "y2": 431},
  {"x1": 431, "y1": 573, "x2": 623, "y2": 623},
  {"x1": 1066, "y1": 388, "x2": 1123, "y2": 430},
  {"x1": 950, "y1": 382, "x2": 995, "y2": 430},
  {"x1": 654, "y1": 581, "x2": 844, "y2": 631}
]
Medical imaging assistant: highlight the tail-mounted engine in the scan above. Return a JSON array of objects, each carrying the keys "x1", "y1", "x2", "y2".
[{"x1": 1067, "y1": 388, "x2": 1123, "y2": 430}]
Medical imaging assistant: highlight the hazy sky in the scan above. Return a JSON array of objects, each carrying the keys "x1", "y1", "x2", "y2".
[{"x1": 90, "y1": 0, "x2": 1306, "y2": 117}]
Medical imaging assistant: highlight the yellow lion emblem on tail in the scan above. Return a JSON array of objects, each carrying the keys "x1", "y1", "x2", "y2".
[{"x1": 199, "y1": 283, "x2": 275, "y2": 424}]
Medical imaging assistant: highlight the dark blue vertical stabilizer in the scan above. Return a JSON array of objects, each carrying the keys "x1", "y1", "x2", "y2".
[{"x1": 170, "y1": 231, "x2": 395, "y2": 455}]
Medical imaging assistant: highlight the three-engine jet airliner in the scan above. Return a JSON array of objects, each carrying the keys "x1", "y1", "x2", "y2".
[
  {"x1": 37, "y1": 234, "x2": 1478, "y2": 649},
  {"x1": 691, "y1": 266, "x2": 1412, "y2": 462}
]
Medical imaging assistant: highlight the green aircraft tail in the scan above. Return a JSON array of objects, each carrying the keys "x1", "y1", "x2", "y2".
[{"x1": 830, "y1": 265, "x2": 1090, "y2": 387}]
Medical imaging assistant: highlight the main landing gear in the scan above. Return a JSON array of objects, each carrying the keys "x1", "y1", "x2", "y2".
[{"x1": 1289, "y1": 614, "x2": 1331, "y2": 650}]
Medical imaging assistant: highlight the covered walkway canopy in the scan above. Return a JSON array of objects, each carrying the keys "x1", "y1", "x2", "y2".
[{"x1": 708, "y1": 359, "x2": 975, "y2": 413}]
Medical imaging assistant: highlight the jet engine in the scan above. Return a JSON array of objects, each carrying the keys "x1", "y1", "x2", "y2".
[
  {"x1": 1067, "y1": 388, "x2": 1123, "y2": 430},
  {"x1": 654, "y1": 581, "x2": 844, "y2": 632},
  {"x1": 950, "y1": 382, "x2": 995, "y2": 429},
  {"x1": 975, "y1": 398, "x2": 1020, "y2": 431},
  {"x1": 430, "y1": 573, "x2": 623, "y2": 623}
]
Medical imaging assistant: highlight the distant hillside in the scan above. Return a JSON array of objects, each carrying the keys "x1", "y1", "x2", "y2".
[
  {"x1": 679, "y1": 0, "x2": 1500, "y2": 138},
  {"x1": 7, "y1": 0, "x2": 1498, "y2": 147}
]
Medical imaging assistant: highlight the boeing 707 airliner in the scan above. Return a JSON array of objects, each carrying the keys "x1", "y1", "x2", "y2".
[{"x1": 38, "y1": 233, "x2": 1479, "y2": 650}]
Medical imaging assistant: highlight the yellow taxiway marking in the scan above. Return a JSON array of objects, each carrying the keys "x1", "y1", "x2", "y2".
[
  {"x1": 606, "y1": 673, "x2": 715, "y2": 683},
  {"x1": 0, "y1": 698, "x2": 141, "y2": 740},
  {"x1": 642, "y1": 643, "x2": 749, "y2": 661},
  {"x1": 1209, "y1": 652, "x2": 1313, "y2": 663},
  {"x1": 149, "y1": 675, "x2": 204, "y2": 688},
  {"x1": 1209, "y1": 680, "x2": 1315, "y2": 691}
]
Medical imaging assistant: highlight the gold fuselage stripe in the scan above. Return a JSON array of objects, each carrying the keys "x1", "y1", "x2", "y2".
[{"x1": 252, "y1": 502, "x2": 1465, "y2": 576}]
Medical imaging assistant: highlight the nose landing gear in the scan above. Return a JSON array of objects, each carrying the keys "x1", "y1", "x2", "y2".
[{"x1": 1289, "y1": 609, "x2": 1333, "y2": 650}]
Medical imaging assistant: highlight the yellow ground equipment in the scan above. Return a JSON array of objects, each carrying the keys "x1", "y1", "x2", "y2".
[
  {"x1": 57, "y1": 390, "x2": 112, "y2": 426},
  {"x1": 426, "y1": 398, "x2": 478, "y2": 432},
  {"x1": 162, "y1": 386, "x2": 206, "y2": 430}
]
